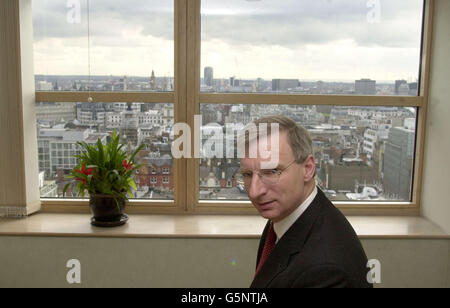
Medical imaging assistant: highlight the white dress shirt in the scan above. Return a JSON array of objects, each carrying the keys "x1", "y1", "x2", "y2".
[{"x1": 273, "y1": 185, "x2": 318, "y2": 243}]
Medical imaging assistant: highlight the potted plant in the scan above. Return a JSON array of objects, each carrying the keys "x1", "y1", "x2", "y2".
[{"x1": 63, "y1": 130, "x2": 144, "y2": 227}]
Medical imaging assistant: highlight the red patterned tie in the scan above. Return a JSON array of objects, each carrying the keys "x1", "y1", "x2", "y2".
[{"x1": 255, "y1": 222, "x2": 276, "y2": 275}]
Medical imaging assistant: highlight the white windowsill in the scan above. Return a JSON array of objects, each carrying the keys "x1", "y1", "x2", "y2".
[{"x1": 0, "y1": 213, "x2": 448, "y2": 239}]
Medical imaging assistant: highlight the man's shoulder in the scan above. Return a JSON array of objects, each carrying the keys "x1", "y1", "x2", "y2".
[
  {"x1": 312, "y1": 189, "x2": 357, "y2": 236},
  {"x1": 288, "y1": 193, "x2": 371, "y2": 287},
  {"x1": 296, "y1": 189, "x2": 365, "y2": 260}
]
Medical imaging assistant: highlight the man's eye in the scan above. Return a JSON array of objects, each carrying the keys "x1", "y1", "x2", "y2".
[
  {"x1": 241, "y1": 172, "x2": 252, "y2": 178},
  {"x1": 261, "y1": 169, "x2": 278, "y2": 176}
]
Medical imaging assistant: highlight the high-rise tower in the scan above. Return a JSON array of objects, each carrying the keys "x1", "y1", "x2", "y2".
[{"x1": 204, "y1": 67, "x2": 213, "y2": 86}]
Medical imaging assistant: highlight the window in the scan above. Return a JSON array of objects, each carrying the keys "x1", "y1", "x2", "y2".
[
  {"x1": 35, "y1": 101, "x2": 175, "y2": 200},
  {"x1": 201, "y1": 0, "x2": 423, "y2": 95},
  {"x1": 33, "y1": 0, "x2": 174, "y2": 92},
  {"x1": 196, "y1": 0, "x2": 428, "y2": 214},
  {"x1": 33, "y1": 0, "x2": 180, "y2": 211},
  {"x1": 33, "y1": 0, "x2": 433, "y2": 215},
  {"x1": 198, "y1": 104, "x2": 417, "y2": 202}
]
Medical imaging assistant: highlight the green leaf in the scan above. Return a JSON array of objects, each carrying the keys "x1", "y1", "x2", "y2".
[
  {"x1": 66, "y1": 128, "x2": 144, "y2": 200},
  {"x1": 128, "y1": 178, "x2": 137, "y2": 190},
  {"x1": 127, "y1": 187, "x2": 133, "y2": 198},
  {"x1": 97, "y1": 138, "x2": 105, "y2": 167},
  {"x1": 62, "y1": 182, "x2": 71, "y2": 196},
  {"x1": 129, "y1": 143, "x2": 145, "y2": 162},
  {"x1": 75, "y1": 181, "x2": 85, "y2": 198}
]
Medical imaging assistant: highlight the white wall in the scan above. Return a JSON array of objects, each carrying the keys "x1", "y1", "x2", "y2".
[
  {"x1": 0, "y1": 236, "x2": 448, "y2": 288},
  {"x1": 0, "y1": 237, "x2": 260, "y2": 288},
  {"x1": 422, "y1": 0, "x2": 450, "y2": 234},
  {"x1": 1, "y1": 0, "x2": 449, "y2": 289}
]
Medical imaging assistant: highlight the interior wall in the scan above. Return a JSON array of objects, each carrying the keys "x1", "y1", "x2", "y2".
[
  {"x1": 0, "y1": 0, "x2": 449, "y2": 290},
  {"x1": 421, "y1": 0, "x2": 450, "y2": 234},
  {"x1": 0, "y1": 236, "x2": 448, "y2": 288}
]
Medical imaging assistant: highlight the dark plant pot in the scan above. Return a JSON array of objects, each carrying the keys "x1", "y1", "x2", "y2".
[{"x1": 89, "y1": 194, "x2": 127, "y2": 227}]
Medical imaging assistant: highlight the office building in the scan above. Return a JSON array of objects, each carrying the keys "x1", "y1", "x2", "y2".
[
  {"x1": 355, "y1": 79, "x2": 376, "y2": 95},
  {"x1": 395, "y1": 80, "x2": 408, "y2": 95},
  {"x1": 383, "y1": 126, "x2": 415, "y2": 200},
  {"x1": 272, "y1": 79, "x2": 301, "y2": 92},
  {"x1": 204, "y1": 67, "x2": 213, "y2": 86}
]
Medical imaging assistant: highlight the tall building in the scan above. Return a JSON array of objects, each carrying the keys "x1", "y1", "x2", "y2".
[
  {"x1": 272, "y1": 79, "x2": 300, "y2": 92},
  {"x1": 408, "y1": 82, "x2": 418, "y2": 95},
  {"x1": 37, "y1": 128, "x2": 108, "y2": 178},
  {"x1": 229, "y1": 76, "x2": 236, "y2": 87},
  {"x1": 115, "y1": 76, "x2": 127, "y2": 91},
  {"x1": 363, "y1": 129, "x2": 378, "y2": 161},
  {"x1": 150, "y1": 70, "x2": 156, "y2": 90},
  {"x1": 204, "y1": 67, "x2": 213, "y2": 86},
  {"x1": 395, "y1": 80, "x2": 408, "y2": 95},
  {"x1": 355, "y1": 79, "x2": 376, "y2": 95},
  {"x1": 383, "y1": 125, "x2": 415, "y2": 200},
  {"x1": 398, "y1": 83, "x2": 410, "y2": 95},
  {"x1": 255, "y1": 78, "x2": 265, "y2": 91}
]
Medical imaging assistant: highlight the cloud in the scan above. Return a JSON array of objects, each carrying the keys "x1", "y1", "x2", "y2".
[
  {"x1": 32, "y1": 0, "x2": 174, "y2": 76},
  {"x1": 33, "y1": 0, "x2": 423, "y2": 49},
  {"x1": 32, "y1": 0, "x2": 424, "y2": 80},
  {"x1": 201, "y1": 0, "x2": 423, "y2": 48},
  {"x1": 32, "y1": 0, "x2": 173, "y2": 42}
]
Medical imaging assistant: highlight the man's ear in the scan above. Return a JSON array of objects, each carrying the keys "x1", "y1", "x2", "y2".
[{"x1": 303, "y1": 155, "x2": 316, "y2": 182}]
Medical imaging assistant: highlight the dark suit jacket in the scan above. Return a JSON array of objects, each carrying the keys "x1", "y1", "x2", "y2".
[{"x1": 251, "y1": 188, "x2": 372, "y2": 288}]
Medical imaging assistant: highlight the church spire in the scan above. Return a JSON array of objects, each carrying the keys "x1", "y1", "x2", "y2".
[{"x1": 150, "y1": 69, "x2": 156, "y2": 90}]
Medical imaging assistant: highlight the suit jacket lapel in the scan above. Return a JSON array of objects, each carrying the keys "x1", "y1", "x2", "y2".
[
  {"x1": 250, "y1": 189, "x2": 327, "y2": 288},
  {"x1": 255, "y1": 220, "x2": 270, "y2": 271}
]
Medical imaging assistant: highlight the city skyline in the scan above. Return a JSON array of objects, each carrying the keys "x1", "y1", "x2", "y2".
[
  {"x1": 35, "y1": 91, "x2": 417, "y2": 202},
  {"x1": 35, "y1": 72, "x2": 419, "y2": 96}
]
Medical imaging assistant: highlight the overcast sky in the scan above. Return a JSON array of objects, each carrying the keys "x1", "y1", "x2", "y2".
[{"x1": 32, "y1": 0, "x2": 424, "y2": 82}]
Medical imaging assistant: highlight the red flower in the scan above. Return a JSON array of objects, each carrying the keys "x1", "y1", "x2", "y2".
[
  {"x1": 122, "y1": 160, "x2": 133, "y2": 171},
  {"x1": 75, "y1": 164, "x2": 95, "y2": 185}
]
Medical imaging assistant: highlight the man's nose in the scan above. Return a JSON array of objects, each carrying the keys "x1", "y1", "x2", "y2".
[{"x1": 248, "y1": 173, "x2": 268, "y2": 200}]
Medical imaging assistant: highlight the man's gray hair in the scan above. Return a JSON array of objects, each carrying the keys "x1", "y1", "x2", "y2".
[{"x1": 244, "y1": 115, "x2": 313, "y2": 163}]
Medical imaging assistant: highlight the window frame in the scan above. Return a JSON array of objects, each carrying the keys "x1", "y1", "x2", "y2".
[
  {"x1": 38, "y1": 0, "x2": 187, "y2": 214},
  {"x1": 37, "y1": 0, "x2": 434, "y2": 216}
]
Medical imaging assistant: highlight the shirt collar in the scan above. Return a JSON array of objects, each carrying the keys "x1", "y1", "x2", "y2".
[{"x1": 273, "y1": 185, "x2": 318, "y2": 243}]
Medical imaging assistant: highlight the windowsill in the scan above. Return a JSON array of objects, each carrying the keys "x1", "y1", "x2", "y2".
[{"x1": 0, "y1": 213, "x2": 448, "y2": 239}]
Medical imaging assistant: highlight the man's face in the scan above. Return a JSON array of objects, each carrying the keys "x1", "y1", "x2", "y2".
[{"x1": 240, "y1": 131, "x2": 314, "y2": 222}]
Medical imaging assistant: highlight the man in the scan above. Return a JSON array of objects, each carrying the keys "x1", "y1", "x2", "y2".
[{"x1": 239, "y1": 115, "x2": 372, "y2": 288}]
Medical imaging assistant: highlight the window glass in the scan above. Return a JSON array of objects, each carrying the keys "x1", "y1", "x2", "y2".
[
  {"x1": 36, "y1": 101, "x2": 175, "y2": 200},
  {"x1": 199, "y1": 104, "x2": 417, "y2": 202},
  {"x1": 201, "y1": 0, "x2": 424, "y2": 95},
  {"x1": 33, "y1": 0, "x2": 174, "y2": 92}
]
